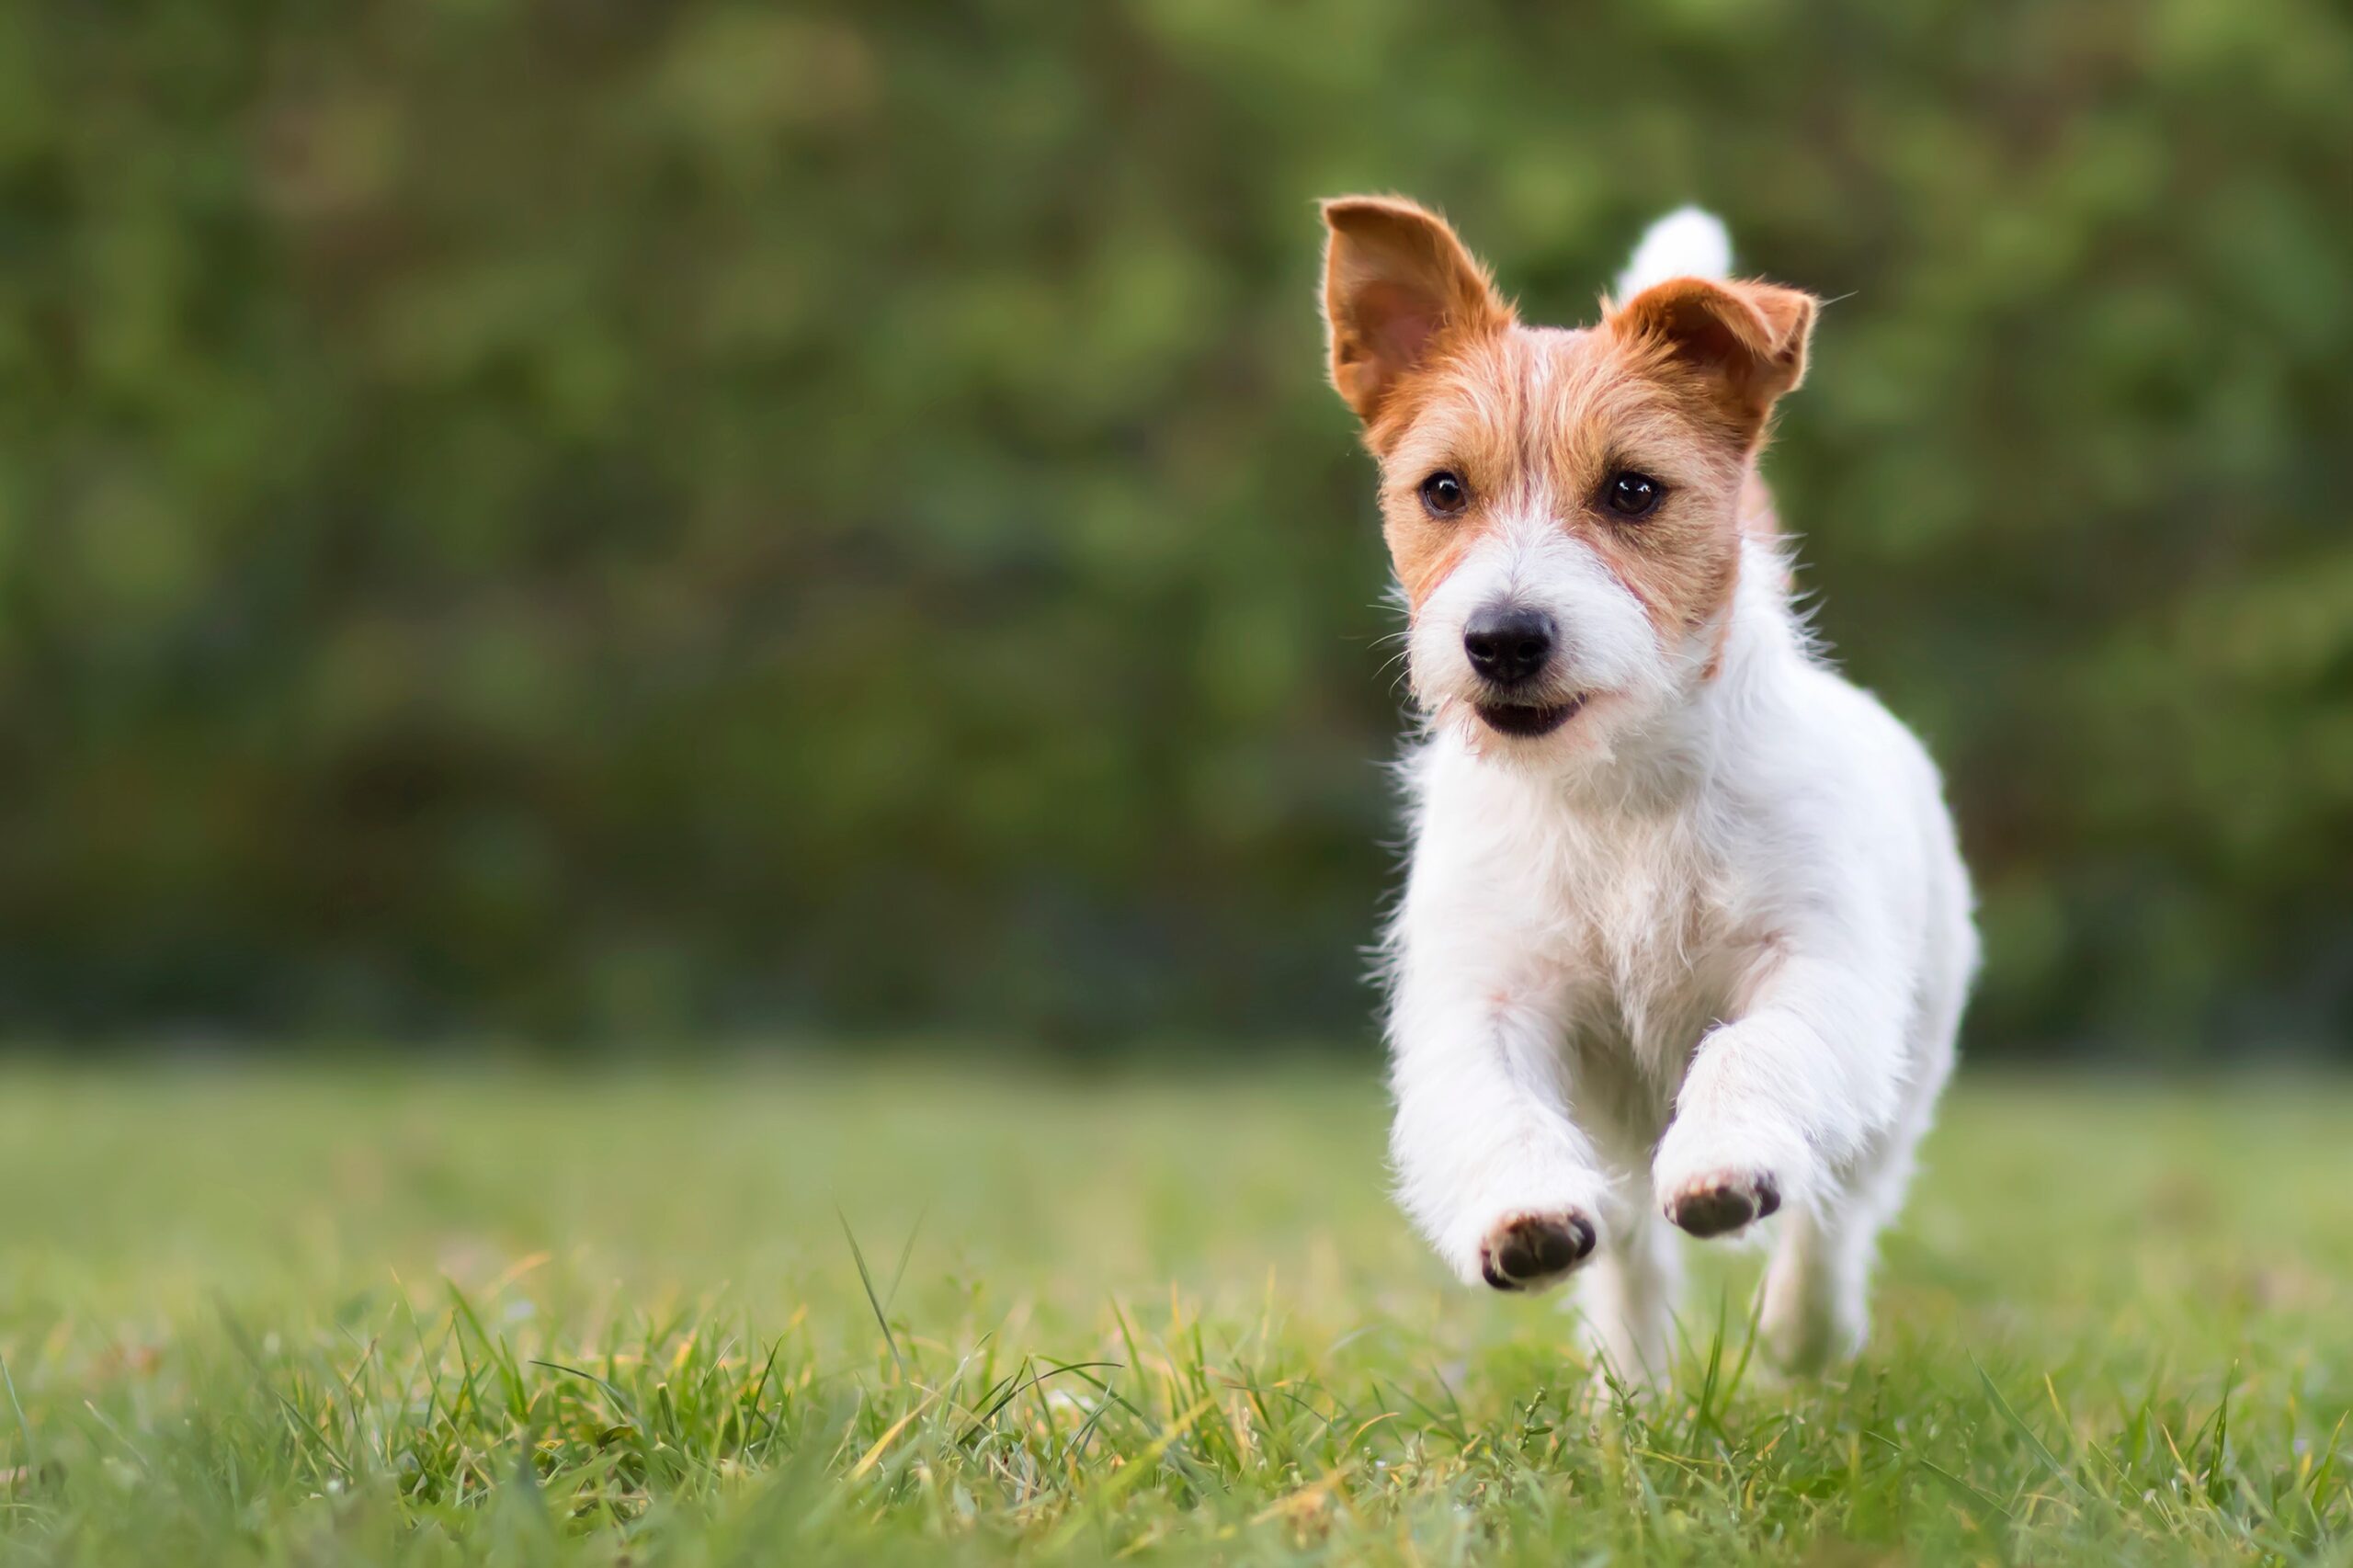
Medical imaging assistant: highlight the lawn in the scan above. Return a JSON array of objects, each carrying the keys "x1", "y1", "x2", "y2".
[{"x1": 0, "y1": 1060, "x2": 2346, "y2": 1565}]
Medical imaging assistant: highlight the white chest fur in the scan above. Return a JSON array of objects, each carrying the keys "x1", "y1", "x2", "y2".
[{"x1": 1397, "y1": 737, "x2": 1773, "y2": 1152}]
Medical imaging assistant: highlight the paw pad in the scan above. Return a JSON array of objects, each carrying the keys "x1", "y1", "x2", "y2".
[
  {"x1": 1665, "y1": 1171, "x2": 1781, "y2": 1238},
  {"x1": 1478, "y1": 1211, "x2": 1597, "y2": 1290}
]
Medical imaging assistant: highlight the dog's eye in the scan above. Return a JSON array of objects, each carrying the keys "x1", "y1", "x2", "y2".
[
  {"x1": 1418, "y1": 471, "x2": 1469, "y2": 517},
  {"x1": 1603, "y1": 471, "x2": 1665, "y2": 518}
]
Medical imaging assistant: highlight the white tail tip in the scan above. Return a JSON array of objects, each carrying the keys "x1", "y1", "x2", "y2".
[{"x1": 1616, "y1": 206, "x2": 1733, "y2": 296}]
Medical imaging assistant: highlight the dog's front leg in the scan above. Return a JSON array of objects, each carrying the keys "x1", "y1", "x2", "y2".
[
  {"x1": 1652, "y1": 936, "x2": 1929, "y2": 1371},
  {"x1": 1652, "y1": 944, "x2": 1910, "y2": 1239},
  {"x1": 1387, "y1": 981, "x2": 1616, "y2": 1294},
  {"x1": 1651, "y1": 947, "x2": 1908, "y2": 1370}
]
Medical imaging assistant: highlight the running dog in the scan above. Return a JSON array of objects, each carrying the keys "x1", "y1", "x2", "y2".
[{"x1": 1319, "y1": 198, "x2": 1977, "y2": 1380}]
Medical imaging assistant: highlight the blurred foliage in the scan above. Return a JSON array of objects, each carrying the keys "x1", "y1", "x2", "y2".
[{"x1": 1, "y1": 0, "x2": 2349, "y2": 1051}]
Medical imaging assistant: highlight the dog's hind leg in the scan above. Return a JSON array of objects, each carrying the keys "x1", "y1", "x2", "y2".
[
  {"x1": 1763, "y1": 952, "x2": 1964, "y2": 1371},
  {"x1": 1758, "y1": 1064, "x2": 1942, "y2": 1371},
  {"x1": 1577, "y1": 1202, "x2": 1680, "y2": 1391},
  {"x1": 1757, "y1": 1198, "x2": 1873, "y2": 1372}
]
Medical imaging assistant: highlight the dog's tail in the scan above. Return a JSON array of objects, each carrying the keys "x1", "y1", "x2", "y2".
[{"x1": 1615, "y1": 206, "x2": 1732, "y2": 297}]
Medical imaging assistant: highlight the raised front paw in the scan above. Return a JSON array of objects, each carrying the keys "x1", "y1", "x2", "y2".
[
  {"x1": 1653, "y1": 1112, "x2": 1808, "y2": 1241},
  {"x1": 1476, "y1": 1210, "x2": 1597, "y2": 1291},
  {"x1": 1661, "y1": 1167, "x2": 1780, "y2": 1238}
]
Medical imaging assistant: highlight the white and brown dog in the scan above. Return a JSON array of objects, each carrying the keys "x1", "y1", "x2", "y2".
[{"x1": 1321, "y1": 198, "x2": 1977, "y2": 1380}]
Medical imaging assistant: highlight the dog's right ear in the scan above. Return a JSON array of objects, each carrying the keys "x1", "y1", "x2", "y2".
[{"x1": 1320, "y1": 197, "x2": 1511, "y2": 424}]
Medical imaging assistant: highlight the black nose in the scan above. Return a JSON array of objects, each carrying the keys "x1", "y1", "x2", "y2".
[{"x1": 1462, "y1": 605, "x2": 1556, "y2": 687}]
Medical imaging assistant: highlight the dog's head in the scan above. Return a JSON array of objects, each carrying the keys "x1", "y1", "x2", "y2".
[{"x1": 1320, "y1": 196, "x2": 1816, "y2": 767}]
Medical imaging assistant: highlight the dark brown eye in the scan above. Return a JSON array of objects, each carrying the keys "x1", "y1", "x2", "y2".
[
  {"x1": 1604, "y1": 471, "x2": 1664, "y2": 518},
  {"x1": 1418, "y1": 471, "x2": 1468, "y2": 517}
]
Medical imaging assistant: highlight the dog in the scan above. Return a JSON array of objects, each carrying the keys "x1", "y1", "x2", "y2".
[{"x1": 1318, "y1": 198, "x2": 1977, "y2": 1381}]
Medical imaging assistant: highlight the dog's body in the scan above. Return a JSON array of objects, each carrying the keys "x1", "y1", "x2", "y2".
[{"x1": 1320, "y1": 199, "x2": 1976, "y2": 1380}]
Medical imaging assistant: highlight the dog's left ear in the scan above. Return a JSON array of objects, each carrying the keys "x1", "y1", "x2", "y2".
[{"x1": 1608, "y1": 277, "x2": 1817, "y2": 440}]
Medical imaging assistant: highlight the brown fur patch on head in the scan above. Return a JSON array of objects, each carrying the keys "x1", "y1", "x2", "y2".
[
  {"x1": 1360, "y1": 322, "x2": 1755, "y2": 639},
  {"x1": 1317, "y1": 199, "x2": 1819, "y2": 650}
]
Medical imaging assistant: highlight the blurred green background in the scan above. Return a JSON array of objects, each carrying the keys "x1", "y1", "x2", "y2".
[{"x1": 4, "y1": 0, "x2": 2349, "y2": 1053}]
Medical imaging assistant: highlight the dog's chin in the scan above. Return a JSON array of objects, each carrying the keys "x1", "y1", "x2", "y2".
[{"x1": 1472, "y1": 694, "x2": 1587, "y2": 739}]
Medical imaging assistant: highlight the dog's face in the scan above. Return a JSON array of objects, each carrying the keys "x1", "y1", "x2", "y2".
[{"x1": 1320, "y1": 197, "x2": 1817, "y2": 765}]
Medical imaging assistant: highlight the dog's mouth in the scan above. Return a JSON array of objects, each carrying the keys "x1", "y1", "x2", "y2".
[{"x1": 1472, "y1": 695, "x2": 1587, "y2": 738}]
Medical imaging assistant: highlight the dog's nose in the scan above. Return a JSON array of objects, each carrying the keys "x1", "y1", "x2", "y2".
[{"x1": 1462, "y1": 605, "x2": 1556, "y2": 687}]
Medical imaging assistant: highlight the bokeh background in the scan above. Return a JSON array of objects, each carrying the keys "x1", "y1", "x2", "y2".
[{"x1": 6, "y1": 0, "x2": 2351, "y2": 1056}]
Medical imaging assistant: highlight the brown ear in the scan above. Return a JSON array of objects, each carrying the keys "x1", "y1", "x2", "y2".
[
  {"x1": 1609, "y1": 277, "x2": 1817, "y2": 439},
  {"x1": 1320, "y1": 196, "x2": 1511, "y2": 423}
]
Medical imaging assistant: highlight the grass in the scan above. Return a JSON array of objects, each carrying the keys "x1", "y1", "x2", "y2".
[{"x1": 0, "y1": 1059, "x2": 2346, "y2": 1564}]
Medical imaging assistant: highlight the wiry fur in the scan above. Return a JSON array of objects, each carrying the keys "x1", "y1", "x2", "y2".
[{"x1": 1322, "y1": 199, "x2": 1978, "y2": 1383}]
